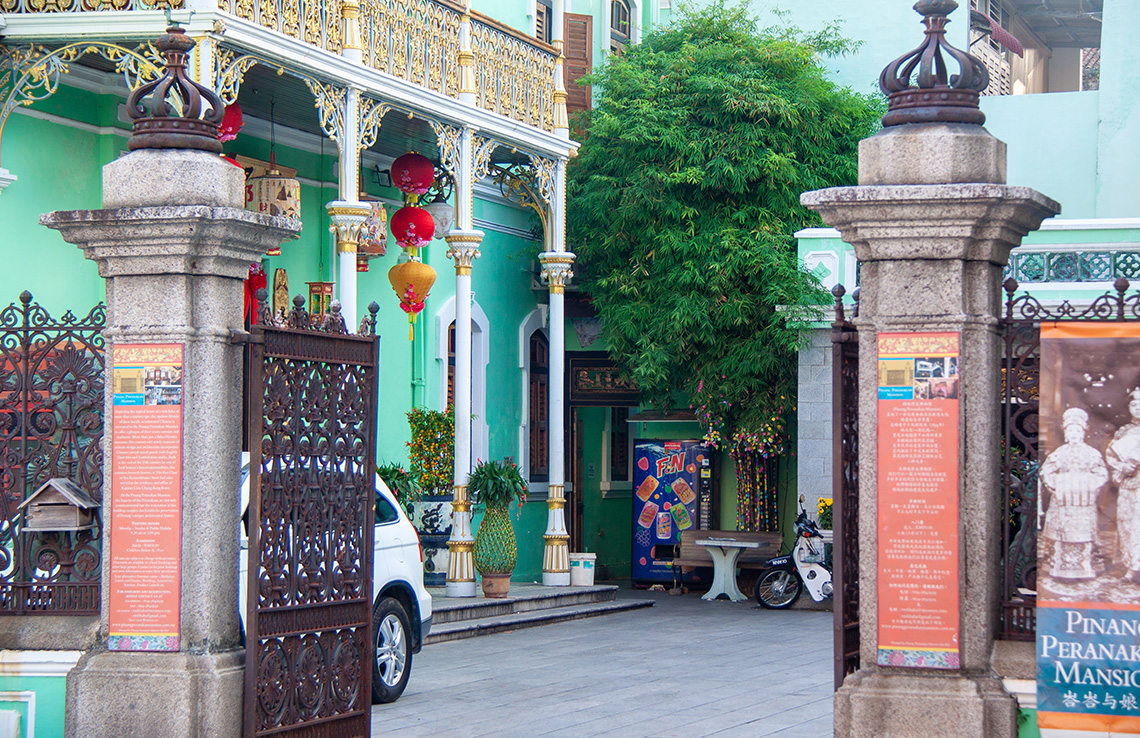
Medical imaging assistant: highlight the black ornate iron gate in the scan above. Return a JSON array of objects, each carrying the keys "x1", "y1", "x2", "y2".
[
  {"x1": 245, "y1": 297, "x2": 379, "y2": 738},
  {"x1": 830, "y1": 278, "x2": 1140, "y2": 679},
  {"x1": 830, "y1": 286, "x2": 860, "y2": 690},
  {"x1": 0, "y1": 291, "x2": 105, "y2": 614}
]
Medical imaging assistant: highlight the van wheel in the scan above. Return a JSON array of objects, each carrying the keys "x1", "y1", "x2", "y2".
[{"x1": 371, "y1": 596, "x2": 412, "y2": 704}]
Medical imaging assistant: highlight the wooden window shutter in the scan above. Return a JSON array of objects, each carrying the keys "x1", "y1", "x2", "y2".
[{"x1": 564, "y1": 13, "x2": 592, "y2": 115}]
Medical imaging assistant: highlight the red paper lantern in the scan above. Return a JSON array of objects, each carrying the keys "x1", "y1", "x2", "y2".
[
  {"x1": 391, "y1": 152, "x2": 435, "y2": 196},
  {"x1": 390, "y1": 206, "x2": 435, "y2": 250},
  {"x1": 218, "y1": 103, "x2": 243, "y2": 142}
]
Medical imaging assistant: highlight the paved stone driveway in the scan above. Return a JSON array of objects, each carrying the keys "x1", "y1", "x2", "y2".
[{"x1": 371, "y1": 587, "x2": 834, "y2": 737}]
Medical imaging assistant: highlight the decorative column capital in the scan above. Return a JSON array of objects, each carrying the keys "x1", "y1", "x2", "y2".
[
  {"x1": 539, "y1": 251, "x2": 575, "y2": 294},
  {"x1": 327, "y1": 200, "x2": 371, "y2": 254},
  {"x1": 0, "y1": 168, "x2": 16, "y2": 192},
  {"x1": 445, "y1": 229, "x2": 484, "y2": 274}
]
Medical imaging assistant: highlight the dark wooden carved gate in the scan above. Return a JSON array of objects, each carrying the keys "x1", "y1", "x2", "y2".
[
  {"x1": 245, "y1": 297, "x2": 379, "y2": 738},
  {"x1": 830, "y1": 286, "x2": 860, "y2": 690},
  {"x1": 0, "y1": 291, "x2": 105, "y2": 614}
]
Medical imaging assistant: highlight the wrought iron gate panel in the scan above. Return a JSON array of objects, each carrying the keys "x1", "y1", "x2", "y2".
[
  {"x1": 246, "y1": 299, "x2": 378, "y2": 738},
  {"x1": 830, "y1": 286, "x2": 860, "y2": 690},
  {"x1": 0, "y1": 291, "x2": 105, "y2": 614},
  {"x1": 997, "y1": 277, "x2": 1140, "y2": 640}
]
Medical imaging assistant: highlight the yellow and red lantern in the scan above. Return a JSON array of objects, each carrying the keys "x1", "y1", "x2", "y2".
[
  {"x1": 390, "y1": 206, "x2": 435, "y2": 254},
  {"x1": 388, "y1": 260, "x2": 436, "y2": 341},
  {"x1": 391, "y1": 152, "x2": 436, "y2": 201}
]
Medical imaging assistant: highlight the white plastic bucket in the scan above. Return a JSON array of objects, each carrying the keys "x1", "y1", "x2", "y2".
[{"x1": 569, "y1": 553, "x2": 597, "y2": 586}]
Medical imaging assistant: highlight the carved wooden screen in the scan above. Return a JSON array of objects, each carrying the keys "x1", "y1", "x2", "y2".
[
  {"x1": 0, "y1": 292, "x2": 105, "y2": 614},
  {"x1": 245, "y1": 302, "x2": 379, "y2": 738}
]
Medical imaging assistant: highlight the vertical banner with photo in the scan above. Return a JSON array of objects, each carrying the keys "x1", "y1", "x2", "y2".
[
  {"x1": 108, "y1": 343, "x2": 184, "y2": 652},
  {"x1": 876, "y1": 332, "x2": 961, "y2": 669},
  {"x1": 1038, "y1": 324, "x2": 1140, "y2": 734}
]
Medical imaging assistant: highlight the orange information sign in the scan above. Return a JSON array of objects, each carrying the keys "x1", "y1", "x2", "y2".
[
  {"x1": 108, "y1": 343, "x2": 183, "y2": 652},
  {"x1": 877, "y1": 332, "x2": 961, "y2": 669}
]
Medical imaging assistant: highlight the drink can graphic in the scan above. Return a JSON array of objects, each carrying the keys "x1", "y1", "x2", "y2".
[
  {"x1": 637, "y1": 501, "x2": 659, "y2": 528},
  {"x1": 672, "y1": 478, "x2": 696, "y2": 505},
  {"x1": 671, "y1": 502, "x2": 693, "y2": 530},
  {"x1": 656, "y1": 511, "x2": 672, "y2": 539},
  {"x1": 636, "y1": 475, "x2": 659, "y2": 501}
]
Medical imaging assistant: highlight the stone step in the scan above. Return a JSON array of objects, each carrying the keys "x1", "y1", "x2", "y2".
[
  {"x1": 428, "y1": 584, "x2": 622, "y2": 625},
  {"x1": 424, "y1": 598, "x2": 654, "y2": 645}
]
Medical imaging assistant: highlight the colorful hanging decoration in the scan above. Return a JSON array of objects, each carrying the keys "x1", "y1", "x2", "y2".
[
  {"x1": 388, "y1": 260, "x2": 437, "y2": 341},
  {"x1": 218, "y1": 103, "x2": 243, "y2": 142},
  {"x1": 243, "y1": 263, "x2": 267, "y2": 326},
  {"x1": 246, "y1": 101, "x2": 300, "y2": 255},
  {"x1": 391, "y1": 152, "x2": 436, "y2": 202},
  {"x1": 390, "y1": 206, "x2": 435, "y2": 253},
  {"x1": 357, "y1": 201, "x2": 388, "y2": 273}
]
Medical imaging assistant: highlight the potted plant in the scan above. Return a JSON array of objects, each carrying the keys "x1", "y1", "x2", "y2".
[
  {"x1": 470, "y1": 459, "x2": 526, "y2": 598},
  {"x1": 377, "y1": 462, "x2": 421, "y2": 516}
]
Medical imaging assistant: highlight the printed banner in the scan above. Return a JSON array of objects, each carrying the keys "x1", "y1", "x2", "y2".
[
  {"x1": 876, "y1": 332, "x2": 961, "y2": 669},
  {"x1": 1038, "y1": 323, "x2": 1140, "y2": 734},
  {"x1": 108, "y1": 343, "x2": 184, "y2": 652}
]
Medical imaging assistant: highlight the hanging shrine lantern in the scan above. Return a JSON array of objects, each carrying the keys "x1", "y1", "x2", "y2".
[
  {"x1": 357, "y1": 201, "x2": 388, "y2": 272},
  {"x1": 247, "y1": 102, "x2": 300, "y2": 255},
  {"x1": 390, "y1": 205, "x2": 435, "y2": 257},
  {"x1": 388, "y1": 260, "x2": 437, "y2": 340},
  {"x1": 391, "y1": 152, "x2": 436, "y2": 203}
]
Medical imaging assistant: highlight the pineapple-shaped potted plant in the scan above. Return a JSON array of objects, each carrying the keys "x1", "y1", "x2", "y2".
[{"x1": 471, "y1": 459, "x2": 526, "y2": 598}]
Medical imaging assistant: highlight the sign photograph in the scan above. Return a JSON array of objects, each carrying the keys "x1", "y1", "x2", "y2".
[{"x1": 1037, "y1": 324, "x2": 1140, "y2": 733}]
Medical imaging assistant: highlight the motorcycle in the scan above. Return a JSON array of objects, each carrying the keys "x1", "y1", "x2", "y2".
[{"x1": 754, "y1": 505, "x2": 833, "y2": 609}]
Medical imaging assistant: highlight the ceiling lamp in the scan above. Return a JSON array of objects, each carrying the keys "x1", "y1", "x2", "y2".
[{"x1": 388, "y1": 260, "x2": 437, "y2": 341}]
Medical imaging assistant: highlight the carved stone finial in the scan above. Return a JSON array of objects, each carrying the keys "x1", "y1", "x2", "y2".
[
  {"x1": 126, "y1": 26, "x2": 225, "y2": 152},
  {"x1": 879, "y1": 0, "x2": 989, "y2": 127}
]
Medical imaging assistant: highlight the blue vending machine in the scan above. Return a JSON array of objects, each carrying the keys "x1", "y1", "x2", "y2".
[{"x1": 632, "y1": 439, "x2": 707, "y2": 585}]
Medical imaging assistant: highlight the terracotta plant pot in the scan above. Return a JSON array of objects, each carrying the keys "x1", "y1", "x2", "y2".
[{"x1": 481, "y1": 573, "x2": 511, "y2": 599}]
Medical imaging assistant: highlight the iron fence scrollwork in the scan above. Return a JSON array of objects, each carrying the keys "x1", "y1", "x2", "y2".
[
  {"x1": 0, "y1": 291, "x2": 105, "y2": 615},
  {"x1": 245, "y1": 291, "x2": 380, "y2": 737},
  {"x1": 831, "y1": 285, "x2": 860, "y2": 689}
]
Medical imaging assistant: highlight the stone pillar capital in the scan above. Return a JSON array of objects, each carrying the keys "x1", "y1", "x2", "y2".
[
  {"x1": 539, "y1": 251, "x2": 575, "y2": 293},
  {"x1": 445, "y1": 229, "x2": 484, "y2": 274},
  {"x1": 326, "y1": 200, "x2": 371, "y2": 253},
  {"x1": 0, "y1": 168, "x2": 17, "y2": 192}
]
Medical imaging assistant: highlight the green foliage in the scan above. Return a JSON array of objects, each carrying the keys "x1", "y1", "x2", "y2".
[
  {"x1": 567, "y1": 1, "x2": 882, "y2": 440},
  {"x1": 468, "y1": 459, "x2": 527, "y2": 511},
  {"x1": 406, "y1": 406, "x2": 454, "y2": 495},
  {"x1": 474, "y1": 507, "x2": 518, "y2": 575},
  {"x1": 377, "y1": 461, "x2": 421, "y2": 510}
]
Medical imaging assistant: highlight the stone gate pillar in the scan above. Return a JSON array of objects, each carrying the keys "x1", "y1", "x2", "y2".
[
  {"x1": 803, "y1": 3, "x2": 1058, "y2": 736},
  {"x1": 40, "y1": 27, "x2": 299, "y2": 738}
]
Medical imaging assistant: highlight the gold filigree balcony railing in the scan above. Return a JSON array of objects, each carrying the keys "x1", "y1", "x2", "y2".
[
  {"x1": 1, "y1": 0, "x2": 179, "y2": 12},
  {"x1": 222, "y1": 0, "x2": 342, "y2": 55},
  {"x1": 469, "y1": 10, "x2": 556, "y2": 132},
  {"x1": 361, "y1": 0, "x2": 461, "y2": 99}
]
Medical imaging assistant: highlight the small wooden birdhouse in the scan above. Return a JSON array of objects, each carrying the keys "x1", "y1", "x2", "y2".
[{"x1": 17, "y1": 478, "x2": 99, "y2": 532}]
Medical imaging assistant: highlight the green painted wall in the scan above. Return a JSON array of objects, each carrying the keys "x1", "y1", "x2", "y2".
[
  {"x1": 0, "y1": 674, "x2": 67, "y2": 738},
  {"x1": 982, "y1": 91, "x2": 1100, "y2": 218},
  {"x1": 577, "y1": 406, "x2": 633, "y2": 579},
  {"x1": 1095, "y1": 0, "x2": 1140, "y2": 219}
]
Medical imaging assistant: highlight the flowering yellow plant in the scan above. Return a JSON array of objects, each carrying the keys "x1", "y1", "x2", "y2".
[{"x1": 407, "y1": 406, "x2": 454, "y2": 495}]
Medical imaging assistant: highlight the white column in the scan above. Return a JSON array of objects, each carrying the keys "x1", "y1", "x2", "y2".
[
  {"x1": 539, "y1": 251, "x2": 574, "y2": 586},
  {"x1": 458, "y1": 2, "x2": 476, "y2": 106},
  {"x1": 336, "y1": 88, "x2": 361, "y2": 328},
  {"x1": 445, "y1": 126, "x2": 480, "y2": 597},
  {"x1": 552, "y1": 0, "x2": 568, "y2": 138}
]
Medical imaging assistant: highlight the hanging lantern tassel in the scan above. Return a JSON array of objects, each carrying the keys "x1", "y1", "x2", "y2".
[{"x1": 388, "y1": 261, "x2": 437, "y2": 341}]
